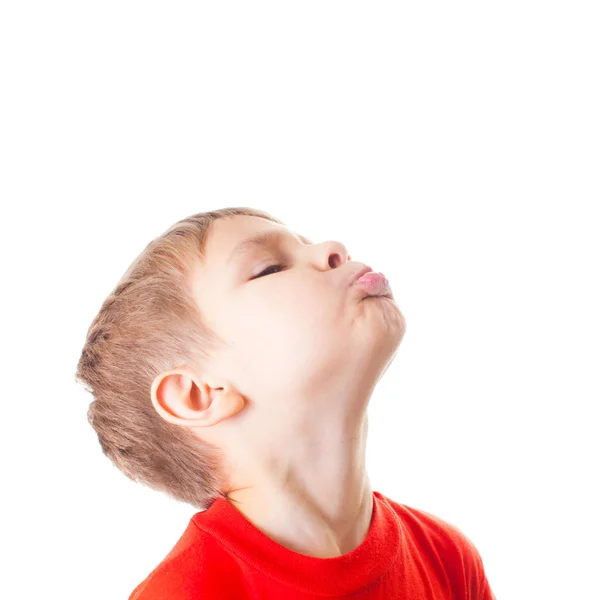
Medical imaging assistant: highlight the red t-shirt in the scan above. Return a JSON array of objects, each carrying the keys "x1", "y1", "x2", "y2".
[{"x1": 129, "y1": 490, "x2": 496, "y2": 599}]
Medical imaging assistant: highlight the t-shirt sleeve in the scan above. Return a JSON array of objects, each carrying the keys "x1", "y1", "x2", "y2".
[{"x1": 463, "y1": 535, "x2": 496, "y2": 600}]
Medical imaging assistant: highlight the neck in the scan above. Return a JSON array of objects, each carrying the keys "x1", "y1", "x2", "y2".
[{"x1": 225, "y1": 416, "x2": 374, "y2": 558}]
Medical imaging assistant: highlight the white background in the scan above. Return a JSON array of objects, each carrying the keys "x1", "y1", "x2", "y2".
[{"x1": 1, "y1": 2, "x2": 598, "y2": 598}]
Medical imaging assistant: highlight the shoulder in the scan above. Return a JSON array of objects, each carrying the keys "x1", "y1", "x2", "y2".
[
  {"x1": 127, "y1": 528, "x2": 242, "y2": 599},
  {"x1": 379, "y1": 494, "x2": 494, "y2": 599}
]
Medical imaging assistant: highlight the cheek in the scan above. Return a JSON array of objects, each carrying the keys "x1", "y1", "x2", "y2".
[
  {"x1": 227, "y1": 292, "x2": 356, "y2": 395},
  {"x1": 252, "y1": 302, "x2": 347, "y2": 363},
  {"x1": 231, "y1": 282, "x2": 349, "y2": 352},
  {"x1": 256, "y1": 287, "x2": 335, "y2": 331}
]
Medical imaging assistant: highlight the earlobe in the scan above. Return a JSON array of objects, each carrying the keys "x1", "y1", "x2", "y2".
[{"x1": 221, "y1": 390, "x2": 246, "y2": 419}]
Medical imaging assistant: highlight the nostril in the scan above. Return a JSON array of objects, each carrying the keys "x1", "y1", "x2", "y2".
[{"x1": 329, "y1": 254, "x2": 343, "y2": 269}]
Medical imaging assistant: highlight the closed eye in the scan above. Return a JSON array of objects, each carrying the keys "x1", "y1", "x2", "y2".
[{"x1": 251, "y1": 262, "x2": 286, "y2": 280}]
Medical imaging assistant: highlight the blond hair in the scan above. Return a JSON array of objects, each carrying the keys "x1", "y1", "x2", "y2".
[{"x1": 74, "y1": 207, "x2": 286, "y2": 510}]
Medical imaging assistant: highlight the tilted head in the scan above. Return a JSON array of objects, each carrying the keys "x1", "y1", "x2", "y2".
[{"x1": 75, "y1": 208, "x2": 405, "y2": 510}]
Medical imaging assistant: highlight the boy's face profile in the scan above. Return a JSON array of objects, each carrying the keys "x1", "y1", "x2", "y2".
[
  {"x1": 151, "y1": 214, "x2": 405, "y2": 497},
  {"x1": 194, "y1": 214, "x2": 404, "y2": 403}
]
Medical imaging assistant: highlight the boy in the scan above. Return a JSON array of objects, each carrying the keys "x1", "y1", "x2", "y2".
[{"x1": 76, "y1": 207, "x2": 496, "y2": 599}]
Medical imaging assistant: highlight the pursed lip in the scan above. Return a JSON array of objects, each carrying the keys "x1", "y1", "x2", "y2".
[{"x1": 350, "y1": 265, "x2": 373, "y2": 286}]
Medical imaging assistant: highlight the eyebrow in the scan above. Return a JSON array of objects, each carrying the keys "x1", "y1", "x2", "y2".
[{"x1": 227, "y1": 230, "x2": 313, "y2": 266}]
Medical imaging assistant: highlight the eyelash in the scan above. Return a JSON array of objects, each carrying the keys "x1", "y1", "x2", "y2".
[{"x1": 252, "y1": 262, "x2": 286, "y2": 279}]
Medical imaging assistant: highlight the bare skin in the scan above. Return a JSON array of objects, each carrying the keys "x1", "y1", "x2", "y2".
[{"x1": 150, "y1": 214, "x2": 406, "y2": 558}]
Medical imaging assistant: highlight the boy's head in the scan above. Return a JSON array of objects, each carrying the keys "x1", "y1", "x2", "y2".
[{"x1": 75, "y1": 208, "x2": 406, "y2": 510}]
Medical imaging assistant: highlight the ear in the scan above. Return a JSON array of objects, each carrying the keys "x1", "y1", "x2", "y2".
[{"x1": 150, "y1": 367, "x2": 245, "y2": 427}]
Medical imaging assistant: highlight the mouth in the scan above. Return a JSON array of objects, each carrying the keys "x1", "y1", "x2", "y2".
[{"x1": 354, "y1": 270, "x2": 392, "y2": 298}]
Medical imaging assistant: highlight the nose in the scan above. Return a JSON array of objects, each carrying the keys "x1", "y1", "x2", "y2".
[{"x1": 324, "y1": 241, "x2": 351, "y2": 269}]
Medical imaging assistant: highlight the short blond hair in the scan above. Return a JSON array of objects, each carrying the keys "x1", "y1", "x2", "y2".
[{"x1": 74, "y1": 207, "x2": 286, "y2": 510}]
